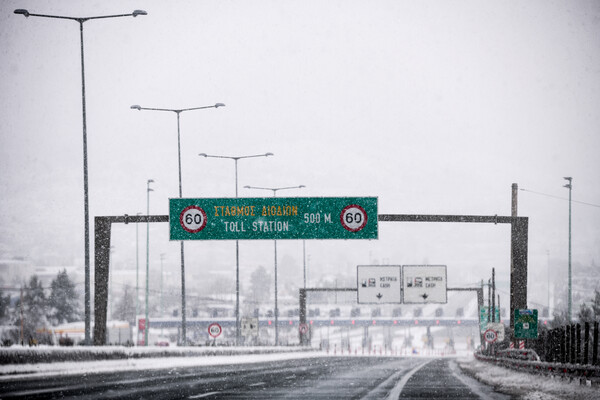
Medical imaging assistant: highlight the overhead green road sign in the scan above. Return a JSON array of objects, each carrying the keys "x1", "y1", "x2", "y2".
[{"x1": 169, "y1": 197, "x2": 378, "y2": 240}]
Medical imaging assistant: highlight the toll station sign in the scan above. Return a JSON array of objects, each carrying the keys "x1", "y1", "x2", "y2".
[
  {"x1": 169, "y1": 197, "x2": 378, "y2": 240},
  {"x1": 402, "y1": 265, "x2": 447, "y2": 304},
  {"x1": 357, "y1": 265, "x2": 402, "y2": 304}
]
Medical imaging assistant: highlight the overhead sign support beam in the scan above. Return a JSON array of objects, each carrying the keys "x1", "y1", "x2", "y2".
[
  {"x1": 94, "y1": 214, "x2": 169, "y2": 346},
  {"x1": 378, "y1": 213, "x2": 528, "y2": 341}
]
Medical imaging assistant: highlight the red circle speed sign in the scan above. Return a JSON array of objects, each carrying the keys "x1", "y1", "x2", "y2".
[
  {"x1": 340, "y1": 204, "x2": 368, "y2": 232},
  {"x1": 299, "y1": 323, "x2": 309, "y2": 334},
  {"x1": 484, "y1": 329, "x2": 498, "y2": 343},
  {"x1": 180, "y1": 205, "x2": 207, "y2": 233},
  {"x1": 208, "y1": 323, "x2": 222, "y2": 338}
]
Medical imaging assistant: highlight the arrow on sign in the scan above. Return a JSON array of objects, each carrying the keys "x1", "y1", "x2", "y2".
[
  {"x1": 376, "y1": 293, "x2": 383, "y2": 300},
  {"x1": 421, "y1": 293, "x2": 429, "y2": 300}
]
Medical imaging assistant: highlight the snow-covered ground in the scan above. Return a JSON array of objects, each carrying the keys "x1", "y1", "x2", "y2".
[
  {"x1": 0, "y1": 349, "x2": 325, "y2": 380},
  {"x1": 457, "y1": 354, "x2": 600, "y2": 400}
]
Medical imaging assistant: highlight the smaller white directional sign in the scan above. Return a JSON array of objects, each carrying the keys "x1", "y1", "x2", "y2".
[
  {"x1": 357, "y1": 265, "x2": 402, "y2": 304},
  {"x1": 241, "y1": 317, "x2": 259, "y2": 337},
  {"x1": 402, "y1": 265, "x2": 447, "y2": 304}
]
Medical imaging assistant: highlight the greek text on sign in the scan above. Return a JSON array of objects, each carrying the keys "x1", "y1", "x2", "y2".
[
  {"x1": 357, "y1": 265, "x2": 402, "y2": 304},
  {"x1": 402, "y1": 265, "x2": 447, "y2": 304},
  {"x1": 170, "y1": 197, "x2": 378, "y2": 240}
]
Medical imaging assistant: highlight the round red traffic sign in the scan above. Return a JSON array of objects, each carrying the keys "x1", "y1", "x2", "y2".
[
  {"x1": 299, "y1": 323, "x2": 309, "y2": 334},
  {"x1": 208, "y1": 323, "x2": 222, "y2": 338},
  {"x1": 484, "y1": 329, "x2": 498, "y2": 343},
  {"x1": 180, "y1": 205, "x2": 208, "y2": 233},
  {"x1": 340, "y1": 204, "x2": 368, "y2": 232}
]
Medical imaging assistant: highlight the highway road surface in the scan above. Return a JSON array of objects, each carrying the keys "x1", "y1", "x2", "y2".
[{"x1": 1, "y1": 357, "x2": 510, "y2": 399}]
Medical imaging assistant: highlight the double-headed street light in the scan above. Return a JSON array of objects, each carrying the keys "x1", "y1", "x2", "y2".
[
  {"x1": 244, "y1": 185, "x2": 305, "y2": 345},
  {"x1": 563, "y1": 177, "x2": 573, "y2": 322},
  {"x1": 131, "y1": 103, "x2": 225, "y2": 345},
  {"x1": 199, "y1": 152, "x2": 274, "y2": 345},
  {"x1": 14, "y1": 8, "x2": 147, "y2": 345},
  {"x1": 145, "y1": 179, "x2": 154, "y2": 346}
]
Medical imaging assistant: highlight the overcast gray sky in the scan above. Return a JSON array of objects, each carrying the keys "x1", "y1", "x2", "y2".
[{"x1": 1, "y1": 1, "x2": 599, "y2": 306}]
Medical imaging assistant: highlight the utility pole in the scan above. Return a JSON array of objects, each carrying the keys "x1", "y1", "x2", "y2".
[
  {"x1": 563, "y1": 177, "x2": 572, "y2": 322},
  {"x1": 492, "y1": 268, "x2": 496, "y2": 323},
  {"x1": 20, "y1": 287, "x2": 24, "y2": 346},
  {"x1": 145, "y1": 179, "x2": 154, "y2": 346},
  {"x1": 488, "y1": 279, "x2": 491, "y2": 324}
]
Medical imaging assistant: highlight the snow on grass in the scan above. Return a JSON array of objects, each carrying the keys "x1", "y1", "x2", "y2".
[
  {"x1": 0, "y1": 348, "x2": 327, "y2": 380},
  {"x1": 457, "y1": 355, "x2": 599, "y2": 400}
]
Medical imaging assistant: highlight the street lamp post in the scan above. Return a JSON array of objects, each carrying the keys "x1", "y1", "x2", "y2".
[
  {"x1": 563, "y1": 177, "x2": 573, "y2": 322},
  {"x1": 131, "y1": 103, "x2": 224, "y2": 345},
  {"x1": 244, "y1": 185, "x2": 305, "y2": 345},
  {"x1": 199, "y1": 153, "x2": 274, "y2": 345},
  {"x1": 160, "y1": 253, "x2": 166, "y2": 317},
  {"x1": 145, "y1": 179, "x2": 154, "y2": 346},
  {"x1": 135, "y1": 212, "x2": 142, "y2": 345},
  {"x1": 15, "y1": 7, "x2": 147, "y2": 346}
]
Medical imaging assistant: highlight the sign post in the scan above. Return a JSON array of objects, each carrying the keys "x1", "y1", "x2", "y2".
[
  {"x1": 208, "y1": 322, "x2": 222, "y2": 346},
  {"x1": 170, "y1": 197, "x2": 378, "y2": 241}
]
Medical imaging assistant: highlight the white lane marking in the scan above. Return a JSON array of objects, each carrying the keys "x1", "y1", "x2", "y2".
[
  {"x1": 448, "y1": 360, "x2": 504, "y2": 400},
  {"x1": 189, "y1": 391, "x2": 220, "y2": 399},
  {"x1": 386, "y1": 359, "x2": 432, "y2": 399},
  {"x1": 249, "y1": 381, "x2": 266, "y2": 387}
]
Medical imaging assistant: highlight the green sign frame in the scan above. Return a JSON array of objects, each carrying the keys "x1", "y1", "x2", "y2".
[
  {"x1": 169, "y1": 197, "x2": 378, "y2": 240},
  {"x1": 514, "y1": 309, "x2": 538, "y2": 339},
  {"x1": 479, "y1": 306, "x2": 501, "y2": 333}
]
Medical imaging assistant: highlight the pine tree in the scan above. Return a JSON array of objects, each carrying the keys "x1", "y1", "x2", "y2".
[
  {"x1": 578, "y1": 303, "x2": 594, "y2": 324},
  {"x1": 550, "y1": 308, "x2": 568, "y2": 328},
  {"x1": 14, "y1": 275, "x2": 49, "y2": 344},
  {"x1": 0, "y1": 288, "x2": 10, "y2": 323},
  {"x1": 48, "y1": 269, "x2": 81, "y2": 325},
  {"x1": 592, "y1": 289, "x2": 600, "y2": 321}
]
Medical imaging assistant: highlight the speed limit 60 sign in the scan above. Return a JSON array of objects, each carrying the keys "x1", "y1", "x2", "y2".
[
  {"x1": 170, "y1": 197, "x2": 378, "y2": 240},
  {"x1": 484, "y1": 329, "x2": 498, "y2": 343},
  {"x1": 208, "y1": 323, "x2": 222, "y2": 338}
]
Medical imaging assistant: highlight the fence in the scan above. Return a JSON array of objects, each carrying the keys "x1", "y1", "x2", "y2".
[
  {"x1": 476, "y1": 321, "x2": 600, "y2": 385},
  {"x1": 531, "y1": 321, "x2": 599, "y2": 366}
]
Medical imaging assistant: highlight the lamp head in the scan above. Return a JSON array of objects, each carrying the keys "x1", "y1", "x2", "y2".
[
  {"x1": 299, "y1": 185, "x2": 306, "y2": 188},
  {"x1": 132, "y1": 10, "x2": 147, "y2": 17},
  {"x1": 265, "y1": 152, "x2": 274, "y2": 156},
  {"x1": 563, "y1": 176, "x2": 572, "y2": 181},
  {"x1": 130, "y1": 105, "x2": 142, "y2": 110},
  {"x1": 243, "y1": 185, "x2": 251, "y2": 189},
  {"x1": 148, "y1": 179, "x2": 154, "y2": 183},
  {"x1": 14, "y1": 9, "x2": 30, "y2": 17},
  {"x1": 215, "y1": 103, "x2": 225, "y2": 108},
  {"x1": 198, "y1": 153, "x2": 208, "y2": 157}
]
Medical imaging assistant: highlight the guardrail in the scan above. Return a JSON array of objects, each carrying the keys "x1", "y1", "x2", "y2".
[{"x1": 475, "y1": 351, "x2": 600, "y2": 386}]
